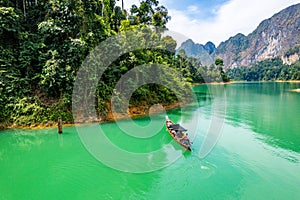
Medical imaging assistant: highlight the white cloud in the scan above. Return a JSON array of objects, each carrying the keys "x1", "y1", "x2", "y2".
[{"x1": 166, "y1": 0, "x2": 300, "y2": 46}]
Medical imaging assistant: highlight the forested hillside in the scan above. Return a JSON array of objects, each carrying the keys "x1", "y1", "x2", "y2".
[
  {"x1": 0, "y1": 0, "x2": 227, "y2": 128},
  {"x1": 226, "y1": 58, "x2": 300, "y2": 81}
]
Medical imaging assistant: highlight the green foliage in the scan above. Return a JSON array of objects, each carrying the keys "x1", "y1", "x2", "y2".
[
  {"x1": 227, "y1": 58, "x2": 300, "y2": 81},
  {"x1": 215, "y1": 58, "x2": 224, "y2": 66},
  {"x1": 284, "y1": 46, "x2": 300, "y2": 57},
  {"x1": 0, "y1": 7, "x2": 20, "y2": 32},
  {"x1": 172, "y1": 52, "x2": 230, "y2": 83},
  {"x1": 214, "y1": 58, "x2": 230, "y2": 82},
  {"x1": 0, "y1": 0, "x2": 229, "y2": 128},
  {"x1": 130, "y1": 0, "x2": 170, "y2": 28},
  {"x1": 5, "y1": 95, "x2": 73, "y2": 126}
]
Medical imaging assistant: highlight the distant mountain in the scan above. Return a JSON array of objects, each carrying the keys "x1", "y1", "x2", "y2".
[
  {"x1": 179, "y1": 3, "x2": 300, "y2": 68},
  {"x1": 204, "y1": 41, "x2": 216, "y2": 54},
  {"x1": 177, "y1": 39, "x2": 215, "y2": 66}
]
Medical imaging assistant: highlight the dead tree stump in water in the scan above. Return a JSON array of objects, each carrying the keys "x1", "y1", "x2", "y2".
[{"x1": 58, "y1": 117, "x2": 62, "y2": 134}]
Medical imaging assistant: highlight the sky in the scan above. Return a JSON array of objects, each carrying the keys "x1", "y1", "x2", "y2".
[{"x1": 116, "y1": 0, "x2": 300, "y2": 46}]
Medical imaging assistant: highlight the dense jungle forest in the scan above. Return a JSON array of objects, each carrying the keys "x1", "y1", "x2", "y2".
[
  {"x1": 226, "y1": 58, "x2": 300, "y2": 81},
  {"x1": 0, "y1": 0, "x2": 229, "y2": 127},
  {"x1": 2, "y1": 0, "x2": 298, "y2": 128}
]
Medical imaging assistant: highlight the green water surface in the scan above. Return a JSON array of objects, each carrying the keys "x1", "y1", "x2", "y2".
[{"x1": 0, "y1": 82, "x2": 300, "y2": 199}]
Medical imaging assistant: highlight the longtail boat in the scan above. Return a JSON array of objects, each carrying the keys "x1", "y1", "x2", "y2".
[{"x1": 165, "y1": 116, "x2": 192, "y2": 151}]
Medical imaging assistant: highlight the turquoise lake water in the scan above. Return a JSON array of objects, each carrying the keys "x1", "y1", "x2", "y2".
[{"x1": 0, "y1": 82, "x2": 300, "y2": 199}]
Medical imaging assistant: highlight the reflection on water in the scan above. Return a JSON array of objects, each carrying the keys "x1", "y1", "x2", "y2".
[
  {"x1": 0, "y1": 127, "x2": 163, "y2": 199},
  {"x1": 0, "y1": 82, "x2": 300, "y2": 199},
  {"x1": 194, "y1": 82, "x2": 300, "y2": 153}
]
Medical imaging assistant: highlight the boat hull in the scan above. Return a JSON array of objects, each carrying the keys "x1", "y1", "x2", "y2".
[{"x1": 166, "y1": 118, "x2": 191, "y2": 151}]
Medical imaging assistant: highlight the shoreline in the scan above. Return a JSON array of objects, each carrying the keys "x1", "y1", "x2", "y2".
[
  {"x1": 2, "y1": 80, "x2": 299, "y2": 130},
  {"x1": 192, "y1": 81, "x2": 235, "y2": 86},
  {"x1": 275, "y1": 80, "x2": 300, "y2": 83},
  {"x1": 288, "y1": 88, "x2": 300, "y2": 93},
  {"x1": 220, "y1": 80, "x2": 300, "y2": 83},
  {"x1": 1, "y1": 101, "x2": 186, "y2": 130}
]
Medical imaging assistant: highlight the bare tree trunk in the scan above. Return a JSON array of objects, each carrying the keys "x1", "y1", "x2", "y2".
[
  {"x1": 122, "y1": 0, "x2": 124, "y2": 11},
  {"x1": 23, "y1": 0, "x2": 26, "y2": 18},
  {"x1": 58, "y1": 117, "x2": 63, "y2": 134},
  {"x1": 102, "y1": 0, "x2": 104, "y2": 17}
]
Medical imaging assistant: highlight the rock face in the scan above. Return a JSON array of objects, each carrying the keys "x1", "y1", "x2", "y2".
[
  {"x1": 281, "y1": 46, "x2": 300, "y2": 65},
  {"x1": 179, "y1": 3, "x2": 300, "y2": 68},
  {"x1": 177, "y1": 39, "x2": 216, "y2": 66}
]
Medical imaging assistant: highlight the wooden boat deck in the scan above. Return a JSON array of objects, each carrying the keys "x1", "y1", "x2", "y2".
[{"x1": 166, "y1": 116, "x2": 191, "y2": 151}]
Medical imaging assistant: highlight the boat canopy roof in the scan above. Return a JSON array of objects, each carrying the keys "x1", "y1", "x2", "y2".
[{"x1": 169, "y1": 124, "x2": 187, "y2": 131}]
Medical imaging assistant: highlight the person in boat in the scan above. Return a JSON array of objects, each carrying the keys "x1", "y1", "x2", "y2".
[
  {"x1": 181, "y1": 139, "x2": 190, "y2": 146},
  {"x1": 166, "y1": 121, "x2": 172, "y2": 128},
  {"x1": 182, "y1": 133, "x2": 188, "y2": 139},
  {"x1": 176, "y1": 132, "x2": 189, "y2": 146},
  {"x1": 171, "y1": 130, "x2": 176, "y2": 136}
]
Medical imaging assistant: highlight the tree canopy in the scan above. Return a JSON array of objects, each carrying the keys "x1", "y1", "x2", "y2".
[
  {"x1": 0, "y1": 0, "x2": 226, "y2": 127},
  {"x1": 226, "y1": 58, "x2": 300, "y2": 81}
]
